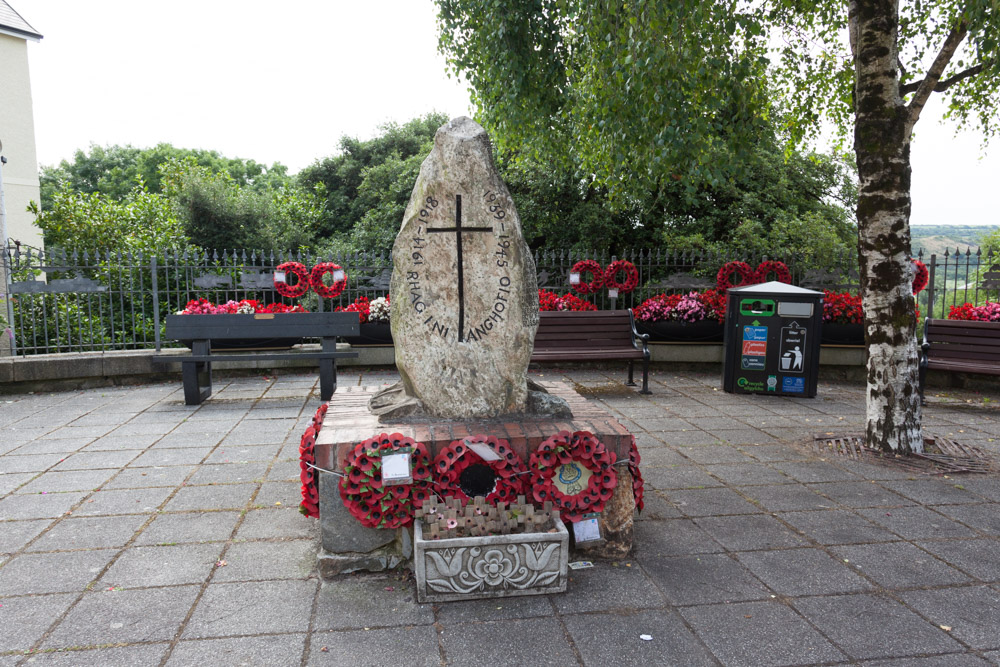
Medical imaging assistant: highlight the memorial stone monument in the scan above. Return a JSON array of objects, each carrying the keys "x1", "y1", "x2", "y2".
[
  {"x1": 372, "y1": 116, "x2": 569, "y2": 420},
  {"x1": 315, "y1": 118, "x2": 635, "y2": 576}
]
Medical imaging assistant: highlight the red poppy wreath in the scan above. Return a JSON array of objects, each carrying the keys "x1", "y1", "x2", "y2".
[
  {"x1": 274, "y1": 261, "x2": 310, "y2": 298},
  {"x1": 604, "y1": 259, "x2": 639, "y2": 294},
  {"x1": 339, "y1": 433, "x2": 433, "y2": 529},
  {"x1": 753, "y1": 260, "x2": 792, "y2": 285},
  {"x1": 912, "y1": 260, "x2": 929, "y2": 295},
  {"x1": 528, "y1": 430, "x2": 617, "y2": 523},
  {"x1": 310, "y1": 262, "x2": 348, "y2": 299},
  {"x1": 716, "y1": 261, "x2": 756, "y2": 291},
  {"x1": 432, "y1": 435, "x2": 527, "y2": 505},
  {"x1": 570, "y1": 259, "x2": 605, "y2": 295},
  {"x1": 298, "y1": 402, "x2": 330, "y2": 518}
]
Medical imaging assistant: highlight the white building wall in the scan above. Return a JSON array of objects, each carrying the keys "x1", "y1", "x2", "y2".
[{"x1": 0, "y1": 32, "x2": 42, "y2": 249}]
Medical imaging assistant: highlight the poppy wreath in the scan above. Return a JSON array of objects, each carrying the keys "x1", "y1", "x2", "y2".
[
  {"x1": 528, "y1": 430, "x2": 617, "y2": 523},
  {"x1": 628, "y1": 435, "x2": 644, "y2": 513},
  {"x1": 753, "y1": 260, "x2": 792, "y2": 285},
  {"x1": 339, "y1": 433, "x2": 433, "y2": 529},
  {"x1": 298, "y1": 403, "x2": 331, "y2": 517},
  {"x1": 432, "y1": 435, "x2": 527, "y2": 505},
  {"x1": 912, "y1": 259, "x2": 929, "y2": 295},
  {"x1": 310, "y1": 262, "x2": 348, "y2": 299},
  {"x1": 570, "y1": 259, "x2": 605, "y2": 295},
  {"x1": 604, "y1": 260, "x2": 639, "y2": 294},
  {"x1": 274, "y1": 261, "x2": 310, "y2": 298},
  {"x1": 716, "y1": 261, "x2": 756, "y2": 290}
]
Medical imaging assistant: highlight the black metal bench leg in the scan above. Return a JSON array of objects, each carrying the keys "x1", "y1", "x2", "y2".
[
  {"x1": 319, "y1": 359, "x2": 337, "y2": 401},
  {"x1": 181, "y1": 360, "x2": 212, "y2": 405},
  {"x1": 640, "y1": 355, "x2": 651, "y2": 394},
  {"x1": 918, "y1": 357, "x2": 928, "y2": 406},
  {"x1": 626, "y1": 361, "x2": 637, "y2": 387}
]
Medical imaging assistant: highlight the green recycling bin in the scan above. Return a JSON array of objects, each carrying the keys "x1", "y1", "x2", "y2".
[{"x1": 722, "y1": 282, "x2": 824, "y2": 397}]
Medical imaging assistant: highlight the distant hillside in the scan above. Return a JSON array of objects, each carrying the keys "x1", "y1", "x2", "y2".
[{"x1": 911, "y1": 225, "x2": 998, "y2": 256}]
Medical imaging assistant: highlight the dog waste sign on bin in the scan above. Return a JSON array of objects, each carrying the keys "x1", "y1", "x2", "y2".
[{"x1": 722, "y1": 282, "x2": 824, "y2": 397}]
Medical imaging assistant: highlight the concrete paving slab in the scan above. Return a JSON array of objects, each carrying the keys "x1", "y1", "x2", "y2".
[
  {"x1": 552, "y1": 562, "x2": 666, "y2": 614},
  {"x1": 182, "y1": 580, "x2": 317, "y2": 639},
  {"x1": 308, "y1": 626, "x2": 440, "y2": 667},
  {"x1": 563, "y1": 609, "x2": 717, "y2": 666},
  {"x1": 165, "y1": 634, "x2": 306, "y2": 667},
  {"x1": 211, "y1": 540, "x2": 315, "y2": 582},
  {"x1": 42, "y1": 585, "x2": 201, "y2": 649},
  {"x1": 72, "y1": 486, "x2": 174, "y2": 516},
  {"x1": 681, "y1": 600, "x2": 846, "y2": 666},
  {"x1": 0, "y1": 549, "x2": 118, "y2": 595},
  {"x1": 640, "y1": 553, "x2": 770, "y2": 606},
  {"x1": 312, "y1": 576, "x2": 434, "y2": 630},
  {"x1": 901, "y1": 586, "x2": 1000, "y2": 651},
  {"x1": 135, "y1": 511, "x2": 242, "y2": 545},
  {"x1": 26, "y1": 514, "x2": 147, "y2": 552},
  {"x1": 21, "y1": 643, "x2": 170, "y2": 665},
  {"x1": 437, "y1": 617, "x2": 576, "y2": 667},
  {"x1": 832, "y1": 542, "x2": 972, "y2": 588},
  {"x1": 736, "y1": 547, "x2": 874, "y2": 596},
  {"x1": 100, "y1": 543, "x2": 224, "y2": 588},
  {"x1": 0, "y1": 593, "x2": 76, "y2": 652}
]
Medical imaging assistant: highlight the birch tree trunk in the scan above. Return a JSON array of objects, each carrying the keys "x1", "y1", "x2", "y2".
[{"x1": 851, "y1": 0, "x2": 923, "y2": 453}]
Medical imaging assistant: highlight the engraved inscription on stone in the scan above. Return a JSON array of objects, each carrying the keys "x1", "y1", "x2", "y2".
[{"x1": 373, "y1": 117, "x2": 539, "y2": 419}]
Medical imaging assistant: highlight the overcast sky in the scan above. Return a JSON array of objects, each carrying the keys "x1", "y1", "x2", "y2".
[{"x1": 18, "y1": 0, "x2": 999, "y2": 228}]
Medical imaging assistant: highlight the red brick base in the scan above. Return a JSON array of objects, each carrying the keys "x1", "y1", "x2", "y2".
[{"x1": 314, "y1": 381, "x2": 633, "y2": 471}]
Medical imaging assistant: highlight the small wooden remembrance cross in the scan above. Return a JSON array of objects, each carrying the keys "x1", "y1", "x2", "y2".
[{"x1": 428, "y1": 194, "x2": 493, "y2": 342}]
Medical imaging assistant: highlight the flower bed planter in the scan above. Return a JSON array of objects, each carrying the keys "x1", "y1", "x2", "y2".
[
  {"x1": 821, "y1": 323, "x2": 864, "y2": 346},
  {"x1": 636, "y1": 320, "x2": 724, "y2": 342},
  {"x1": 342, "y1": 323, "x2": 392, "y2": 346},
  {"x1": 414, "y1": 518, "x2": 569, "y2": 603}
]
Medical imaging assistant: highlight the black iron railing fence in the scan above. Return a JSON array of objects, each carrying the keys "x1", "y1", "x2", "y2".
[{"x1": 1, "y1": 243, "x2": 994, "y2": 356}]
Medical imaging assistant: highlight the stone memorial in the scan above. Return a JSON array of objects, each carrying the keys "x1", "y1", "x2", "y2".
[
  {"x1": 371, "y1": 116, "x2": 542, "y2": 420},
  {"x1": 314, "y1": 117, "x2": 636, "y2": 578}
]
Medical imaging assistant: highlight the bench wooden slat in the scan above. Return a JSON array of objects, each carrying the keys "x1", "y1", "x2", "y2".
[
  {"x1": 531, "y1": 309, "x2": 650, "y2": 393},
  {"x1": 920, "y1": 318, "x2": 1000, "y2": 403}
]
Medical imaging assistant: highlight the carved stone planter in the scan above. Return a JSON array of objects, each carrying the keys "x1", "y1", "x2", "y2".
[{"x1": 414, "y1": 519, "x2": 569, "y2": 603}]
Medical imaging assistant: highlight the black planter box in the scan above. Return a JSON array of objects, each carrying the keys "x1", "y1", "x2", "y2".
[
  {"x1": 821, "y1": 323, "x2": 864, "y2": 345},
  {"x1": 343, "y1": 322, "x2": 393, "y2": 346},
  {"x1": 636, "y1": 319, "x2": 724, "y2": 342}
]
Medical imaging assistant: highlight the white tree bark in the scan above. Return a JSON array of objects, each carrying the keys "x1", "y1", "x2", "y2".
[{"x1": 851, "y1": 0, "x2": 923, "y2": 453}]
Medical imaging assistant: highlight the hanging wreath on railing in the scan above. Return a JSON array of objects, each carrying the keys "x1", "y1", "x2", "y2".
[
  {"x1": 604, "y1": 260, "x2": 639, "y2": 294},
  {"x1": 627, "y1": 435, "x2": 644, "y2": 513},
  {"x1": 528, "y1": 430, "x2": 617, "y2": 523},
  {"x1": 298, "y1": 403, "x2": 329, "y2": 518},
  {"x1": 274, "y1": 261, "x2": 310, "y2": 298},
  {"x1": 339, "y1": 433, "x2": 433, "y2": 529},
  {"x1": 432, "y1": 435, "x2": 527, "y2": 505},
  {"x1": 912, "y1": 259, "x2": 929, "y2": 295},
  {"x1": 310, "y1": 262, "x2": 348, "y2": 299},
  {"x1": 716, "y1": 261, "x2": 756, "y2": 291},
  {"x1": 754, "y1": 260, "x2": 792, "y2": 285},
  {"x1": 570, "y1": 260, "x2": 605, "y2": 295}
]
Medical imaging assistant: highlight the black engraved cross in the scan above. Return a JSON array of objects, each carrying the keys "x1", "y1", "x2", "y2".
[{"x1": 428, "y1": 194, "x2": 493, "y2": 342}]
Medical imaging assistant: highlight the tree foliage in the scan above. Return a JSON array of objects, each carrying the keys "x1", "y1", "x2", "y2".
[
  {"x1": 29, "y1": 182, "x2": 189, "y2": 255},
  {"x1": 162, "y1": 161, "x2": 322, "y2": 252},
  {"x1": 298, "y1": 113, "x2": 449, "y2": 239},
  {"x1": 39, "y1": 143, "x2": 291, "y2": 209}
]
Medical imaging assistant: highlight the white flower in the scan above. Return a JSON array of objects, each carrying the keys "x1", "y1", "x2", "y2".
[{"x1": 369, "y1": 296, "x2": 391, "y2": 323}]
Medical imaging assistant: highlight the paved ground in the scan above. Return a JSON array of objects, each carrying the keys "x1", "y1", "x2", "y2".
[{"x1": 1, "y1": 365, "x2": 999, "y2": 666}]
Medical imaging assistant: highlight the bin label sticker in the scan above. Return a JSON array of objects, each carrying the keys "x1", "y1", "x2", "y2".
[
  {"x1": 767, "y1": 375, "x2": 778, "y2": 391},
  {"x1": 782, "y1": 376, "x2": 805, "y2": 393},
  {"x1": 742, "y1": 340, "x2": 766, "y2": 356},
  {"x1": 779, "y1": 323, "x2": 807, "y2": 374},
  {"x1": 741, "y1": 325, "x2": 767, "y2": 369},
  {"x1": 737, "y1": 377, "x2": 765, "y2": 392},
  {"x1": 743, "y1": 326, "x2": 767, "y2": 341}
]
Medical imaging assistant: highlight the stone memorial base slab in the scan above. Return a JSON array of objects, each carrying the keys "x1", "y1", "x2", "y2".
[
  {"x1": 413, "y1": 517, "x2": 569, "y2": 602},
  {"x1": 314, "y1": 382, "x2": 635, "y2": 575}
]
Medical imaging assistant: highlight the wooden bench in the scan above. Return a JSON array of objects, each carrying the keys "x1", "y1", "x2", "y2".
[
  {"x1": 155, "y1": 312, "x2": 360, "y2": 405},
  {"x1": 531, "y1": 309, "x2": 650, "y2": 393},
  {"x1": 919, "y1": 318, "x2": 1000, "y2": 404}
]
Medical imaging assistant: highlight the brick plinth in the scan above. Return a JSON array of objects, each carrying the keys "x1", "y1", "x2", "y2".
[{"x1": 315, "y1": 382, "x2": 633, "y2": 472}]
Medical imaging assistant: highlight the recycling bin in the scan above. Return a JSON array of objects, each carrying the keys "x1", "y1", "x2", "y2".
[{"x1": 722, "y1": 282, "x2": 824, "y2": 397}]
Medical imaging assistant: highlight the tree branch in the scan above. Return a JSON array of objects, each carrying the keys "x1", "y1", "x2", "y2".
[
  {"x1": 905, "y1": 18, "x2": 970, "y2": 133},
  {"x1": 900, "y1": 61, "x2": 988, "y2": 95}
]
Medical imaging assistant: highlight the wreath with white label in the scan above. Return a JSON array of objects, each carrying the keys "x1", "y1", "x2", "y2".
[
  {"x1": 432, "y1": 435, "x2": 527, "y2": 505},
  {"x1": 339, "y1": 433, "x2": 433, "y2": 529},
  {"x1": 310, "y1": 262, "x2": 348, "y2": 299},
  {"x1": 528, "y1": 430, "x2": 617, "y2": 523},
  {"x1": 274, "y1": 261, "x2": 310, "y2": 298},
  {"x1": 570, "y1": 260, "x2": 605, "y2": 295}
]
